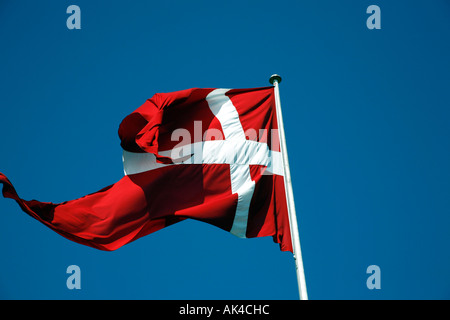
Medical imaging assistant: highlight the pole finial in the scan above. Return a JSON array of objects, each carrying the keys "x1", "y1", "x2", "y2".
[{"x1": 269, "y1": 74, "x2": 282, "y2": 85}]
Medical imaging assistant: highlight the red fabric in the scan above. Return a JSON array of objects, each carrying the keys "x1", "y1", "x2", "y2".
[{"x1": 0, "y1": 87, "x2": 293, "y2": 252}]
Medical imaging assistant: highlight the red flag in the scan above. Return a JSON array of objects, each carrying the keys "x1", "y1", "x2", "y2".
[{"x1": 0, "y1": 87, "x2": 292, "y2": 252}]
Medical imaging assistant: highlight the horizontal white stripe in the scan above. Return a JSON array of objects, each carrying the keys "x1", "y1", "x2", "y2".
[
  {"x1": 122, "y1": 140, "x2": 284, "y2": 177},
  {"x1": 122, "y1": 151, "x2": 168, "y2": 176}
]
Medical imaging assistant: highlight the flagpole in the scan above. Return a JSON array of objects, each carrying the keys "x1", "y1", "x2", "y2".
[{"x1": 269, "y1": 74, "x2": 308, "y2": 300}]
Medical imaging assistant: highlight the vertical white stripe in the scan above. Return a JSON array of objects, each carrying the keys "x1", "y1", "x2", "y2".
[
  {"x1": 206, "y1": 89, "x2": 246, "y2": 141},
  {"x1": 229, "y1": 164, "x2": 255, "y2": 238},
  {"x1": 206, "y1": 89, "x2": 254, "y2": 238}
]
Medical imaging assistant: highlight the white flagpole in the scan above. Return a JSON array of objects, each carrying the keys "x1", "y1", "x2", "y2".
[{"x1": 270, "y1": 74, "x2": 308, "y2": 300}]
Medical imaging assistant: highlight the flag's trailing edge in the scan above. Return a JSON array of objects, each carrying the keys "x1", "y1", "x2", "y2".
[{"x1": 0, "y1": 87, "x2": 293, "y2": 252}]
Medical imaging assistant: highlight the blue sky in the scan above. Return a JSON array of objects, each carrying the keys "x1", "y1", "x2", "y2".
[{"x1": 0, "y1": 0, "x2": 449, "y2": 299}]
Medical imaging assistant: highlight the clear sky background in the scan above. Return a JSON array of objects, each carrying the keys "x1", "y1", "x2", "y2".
[{"x1": 0, "y1": 0, "x2": 449, "y2": 299}]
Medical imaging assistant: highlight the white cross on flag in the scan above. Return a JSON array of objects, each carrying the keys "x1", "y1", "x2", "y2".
[{"x1": 0, "y1": 86, "x2": 293, "y2": 252}]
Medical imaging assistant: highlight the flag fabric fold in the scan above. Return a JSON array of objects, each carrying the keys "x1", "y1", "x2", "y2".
[{"x1": 0, "y1": 86, "x2": 293, "y2": 252}]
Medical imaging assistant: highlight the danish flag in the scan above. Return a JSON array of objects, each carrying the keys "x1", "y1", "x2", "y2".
[{"x1": 0, "y1": 86, "x2": 293, "y2": 252}]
